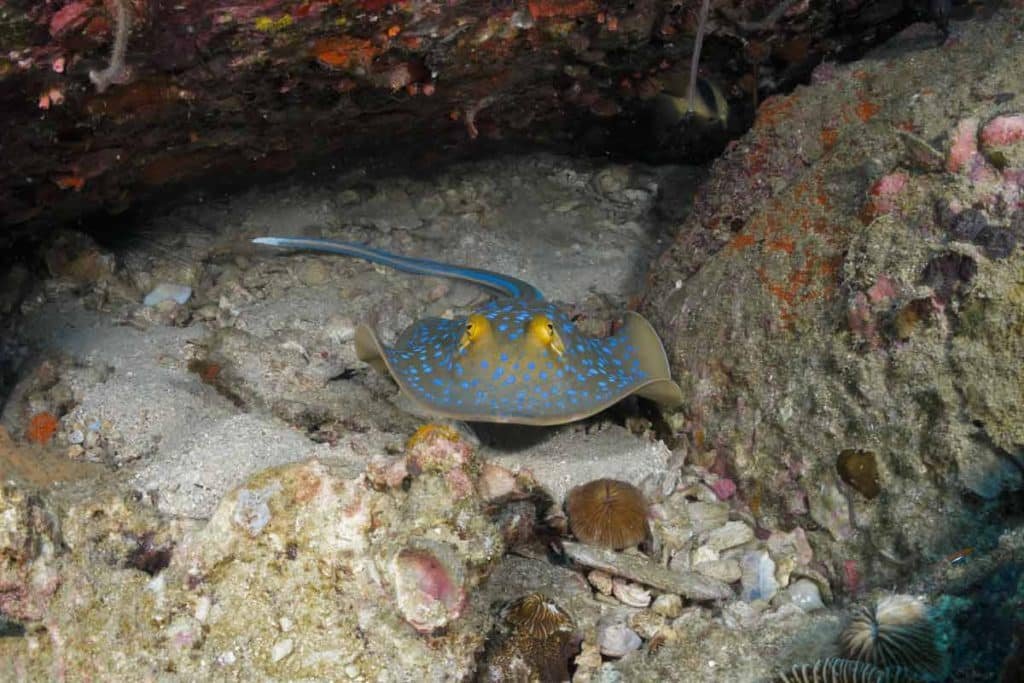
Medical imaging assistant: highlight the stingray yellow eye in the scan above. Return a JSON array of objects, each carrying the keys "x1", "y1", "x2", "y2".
[
  {"x1": 459, "y1": 314, "x2": 490, "y2": 352},
  {"x1": 527, "y1": 315, "x2": 565, "y2": 357}
]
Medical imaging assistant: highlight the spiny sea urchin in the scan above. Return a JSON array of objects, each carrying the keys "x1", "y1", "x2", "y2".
[
  {"x1": 839, "y1": 595, "x2": 942, "y2": 677},
  {"x1": 775, "y1": 657, "x2": 920, "y2": 683},
  {"x1": 565, "y1": 478, "x2": 648, "y2": 550}
]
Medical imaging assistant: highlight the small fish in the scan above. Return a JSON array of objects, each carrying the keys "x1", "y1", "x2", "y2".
[
  {"x1": 253, "y1": 237, "x2": 684, "y2": 425},
  {"x1": 944, "y1": 547, "x2": 973, "y2": 565},
  {"x1": 651, "y1": 75, "x2": 730, "y2": 145}
]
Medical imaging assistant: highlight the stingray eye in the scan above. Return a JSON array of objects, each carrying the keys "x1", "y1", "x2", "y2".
[
  {"x1": 459, "y1": 314, "x2": 489, "y2": 352},
  {"x1": 529, "y1": 315, "x2": 565, "y2": 357}
]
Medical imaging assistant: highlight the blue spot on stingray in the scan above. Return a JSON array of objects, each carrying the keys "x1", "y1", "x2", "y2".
[
  {"x1": 500, "y1": 352, "x2": 509, "y2": 362},
  {"x1": 522, "y1": 373, "x2": 531, "y2": 383},
  {"x1": 422, "y1": 366, "x2": 432, "y2": 374},
  {"x1": 505, "y1": 375, "x2": 516, "y2": 385},
  {"x1": 539, "y1": 371, "x2": 548, "y2": 381},
  {"x1": 433, "y1": 378, "x2": 444, "y2": 387},
  {"x1": 498, "y1": 323, "x2": 508, "y2": 332},
  {"x1": 492, "y1": 368, "x2": 504, "y2": 380},
  {"x1": 527, "y1": 361, "x2": 536, "y2": 370},
  {"x1": 480, "y1": 359, "x2": 489, "y2": 370}
]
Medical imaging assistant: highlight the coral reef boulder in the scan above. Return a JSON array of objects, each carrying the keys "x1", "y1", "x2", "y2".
[
  {"x1": 2, "y1": 431, "x2": 503, "y2": 680},
  {"x1": 644, "y1": 11, "x2": 1024, "y2": 585}
]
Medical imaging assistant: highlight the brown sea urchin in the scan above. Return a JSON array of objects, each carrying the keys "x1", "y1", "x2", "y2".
[
  {"x1": 565, "y1": 479, "x2": 649, "y2": 550},
  {"x1": 839, "y1": 595, "x2": 942, "y2": 677}
]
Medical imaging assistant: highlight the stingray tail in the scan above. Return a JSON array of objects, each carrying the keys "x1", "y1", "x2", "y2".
[{"x1": 252, "y1": 236, "x2": 543, "y2": 300}]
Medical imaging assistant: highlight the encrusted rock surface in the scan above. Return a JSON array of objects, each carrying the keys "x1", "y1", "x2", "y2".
[
  {"x1": 645, "y1": 7, "x2": 1024, "y2": 591},
  {"x1": 1, "y1": 429, "x2": 502, "y2": 680},
  {"x1": 1, "y1": 0, "x2": 936, "y2": 238}
]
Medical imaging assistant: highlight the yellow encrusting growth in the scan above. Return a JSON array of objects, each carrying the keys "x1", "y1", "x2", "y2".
[
  {"x1": 254, "y1": 15, "x2": 294, "y2": 32},
  {"x1": 405, "y1": 424, "x2": 461, "y2": 451}
]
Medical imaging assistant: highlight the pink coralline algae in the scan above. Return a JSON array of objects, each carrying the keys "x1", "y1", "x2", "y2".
[
  {"x1": 867, "y1": 275, "x2": 898, "y2": 305},
  {"x1": 49, "y1": 2, "x2": 93, "y2": 38},
  {"x1": 392, "y1": 543, "x2": 468, "y2": 633},
  {"x1": 710, "y1": 477, "x2": 737, "y2": 501},
  {"x1": 980, "y1": 113, "x2": 1024, "y2": 169},
  {"x1": 980, "y1": 114, "x2": 1024, "y2": 147},
  {"x1": 947, "y1": 118, "x2": 980, "y2": 173},
  {"x1": 865, "y1": 172, "x2": 908, "y2": 217}
]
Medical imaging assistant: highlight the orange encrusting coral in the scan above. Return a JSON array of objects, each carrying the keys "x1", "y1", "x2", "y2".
[
  {"x1": 405, "y1": 423, "x2": 461, "y2": 451},
  {"x1": 26, "y1": 412, "x2": 59, "y2": 444},
  {"x1": 820, "y1": 126, "x2": 839, "y2": 150},
  {"x1": 527, "y1": 0, "x2": 597, "y2": 20},
  {"x1": 725, "y1": 168, "x2": 844, "y2": 326},
  {"x1": 54, "y1": 175, "x2": 85, "y2": 190},
  {"x1": 854, "y1": 98, "x2": 880, "y2": 123},
  {"x1": 313, "y1": 37, "x2": 379, "y2": 71}
]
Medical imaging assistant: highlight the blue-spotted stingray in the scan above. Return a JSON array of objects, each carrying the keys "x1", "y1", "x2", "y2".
[{"x1": 253, "y1": 237, "x2": 683, "y2": 425}]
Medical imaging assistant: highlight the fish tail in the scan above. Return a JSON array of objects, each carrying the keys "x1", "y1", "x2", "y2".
[{"x1": 252, "y1": 236, "x2": 543, "y2": 299}]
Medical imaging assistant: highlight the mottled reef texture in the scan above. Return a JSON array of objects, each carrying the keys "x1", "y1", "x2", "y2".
[
  {"x1": 1, "y1": 427, "x2": 503, "y2": 680},
  {"x1": 645, "y1": 8, "x2": 1024, "y2": 591},
  {"x1": 2, "y1": 0, "x2": 943, "y2": 241}
]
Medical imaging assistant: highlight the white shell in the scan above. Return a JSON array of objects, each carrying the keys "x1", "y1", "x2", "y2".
[
  {"x1": 612, "y1": 578, "x2": 652, "y2": 608},
  {"x1": 587, "y1": 569, "x2": 614, "y2": 596}
]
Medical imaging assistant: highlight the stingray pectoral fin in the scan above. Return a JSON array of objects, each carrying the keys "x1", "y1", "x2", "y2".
[
  {"x1": 354, "y1": 324, "x2": 390, "y2": 375},
  {"x1": 620, "y1": 311, "x2": 684, "y2": 408}
]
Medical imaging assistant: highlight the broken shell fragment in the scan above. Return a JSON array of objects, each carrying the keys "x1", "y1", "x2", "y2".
[
  {"x1": 611, "y1": 578, "x2": 652, "y2": 608},
  {"x1": 391, "y1": 541, "x2": 467, "y2": 633}
]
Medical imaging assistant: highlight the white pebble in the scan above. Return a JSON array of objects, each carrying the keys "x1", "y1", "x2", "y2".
[
  {"x1": 68, "y1": 429, "x2": 85, "y2": 445},
  {"x1": 270, "y1": 638, "x2": 294, "y2": 663},
  {"x1": 143, "y1": 283, "x2": 192, "y2": 306},
  {"x1": 597, "y1": 622, "x2": 642, "y2": 658},
  {"x1": 785, "y1": 579, "x2": 825, "y2": 612},
  {"x1": 651, "y1": 594, "x2": 682, "y2": 618},
  {"x1": 705, "y1": 521, "x2": 754, "y2": 551},
  {"x1": 694, "y1": 558, "x2": 742, "y2": 584}
]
